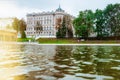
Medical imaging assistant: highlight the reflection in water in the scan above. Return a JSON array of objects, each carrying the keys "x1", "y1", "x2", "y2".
[
  {"x1": 54, "y1": 46, "x2": 120, "y2": 80},
  {"x1": 0, "y1": 43, "x2": 120, "y2": 80},
  {"x1": 0, "y1": 43, "x2": 57, "y2": 80}
]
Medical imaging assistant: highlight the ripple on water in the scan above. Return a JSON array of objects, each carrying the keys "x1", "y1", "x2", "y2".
[
  {"x1": 75, "y1": 73, "x2": 114, "y2": 80},
  {"x1": 1, "y1": 44, "x2": 120, "y2": 80},
  {"x1": 112, "y1": 60, "x2": 120, "y2": 62},
  {"x1": 0, "y1": 65, "x2": 43, "y2": 80},
  {"x1": 59, "y1": 75, "x2": 87, "y2": 80},
  {"x1": 111, "y1": 67, "x2": 120, "y2": 70},
  {"x1": 35, "y1": 75, "x2": 57, "y2": 80}
]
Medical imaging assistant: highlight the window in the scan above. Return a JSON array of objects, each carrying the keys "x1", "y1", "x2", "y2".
[
  {"x1": 44, "y1": 17, "x2": 46, "y2": 20},
  {"x1": 44, "y1": 20, "x2": 46, "y2": 24},
  {"x1": 49, "y1": 32, "x2": 51, "y2": 35}
]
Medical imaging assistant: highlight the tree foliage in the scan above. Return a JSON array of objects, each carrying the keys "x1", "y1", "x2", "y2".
[
  {"x1": 19, "y1": 19, "x2": 26, "y2": 32},
  {"x1": 56, "y1": 15, "x2": 73, "y2": 38},
  {"x1": 12, "y1": 18, "x2": 27, "y2": 38},
  {"x1": 94, "y1": 4, "x2": 120, "y2": 39},
  {"x1": 12, "y1": 18, "x2": 19, "y2": 32},
  {"x1": 64, "y1": 15, "x2": 73, "y2": 38},
  {"x1": 104, "y1": 4, "x2": 120, "y2": 37},
  {"x1": 56, "y1": 16, "x2": 66, "y2": 38},
  {"x1": 73, "y1": 10, "x2": 94, "y2": 38},
  {"x1": 19, "y1": 19, "x2": 27, "y2": 38},
  {"x1": 56, "y1": 18, "x2": 62, "y2": 29},
  {"x1": 21, "y1": 31, "x2": 26, "y2": 38},
  {"x1": 95, "y1": 9, "x2": 106, "y2": 39},
  {"x1": 74, "y1": 3, "x2": 120, "y2": 40}
]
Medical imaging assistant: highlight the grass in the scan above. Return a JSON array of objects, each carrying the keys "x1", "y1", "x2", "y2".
[
  {"x1": 37, "y1": 38, "x2": 120, "y2": 44},
  {"x1": 17, "y1": 38, "x2": 32, "y2": 42},
  {"x1": 17, "y1": 38, "x2": 120, "y2": 44},
  {"x1": 37, "y1": 38, "x2": 76, "y2": 44}
]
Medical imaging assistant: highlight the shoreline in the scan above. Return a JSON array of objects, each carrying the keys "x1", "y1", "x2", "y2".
[{"x1": 1, "y1": 42, "x2": 120, "y2": 46}]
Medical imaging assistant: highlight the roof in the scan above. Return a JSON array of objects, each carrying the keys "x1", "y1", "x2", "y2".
[{"x1": 56, "y1": 5, "x2": 64, "y2": 12}]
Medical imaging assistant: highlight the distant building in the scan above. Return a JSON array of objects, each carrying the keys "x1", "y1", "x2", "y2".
[
  {"x1": 0, "y1": 29, "x2": 17, "y2": 41},
  {"x1": 26, "y1": 5, "x2": 75, "y2": 38},
  {"x1": 0, "y1": 18, "x2": 13, "y2": 29},
  {"x1": 0, "y1": 18, "x2": 17, "y2": 41}
]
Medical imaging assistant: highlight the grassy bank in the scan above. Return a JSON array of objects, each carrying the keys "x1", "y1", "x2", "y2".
[
  {"x1": 17, "y1": 38, "x2": 120, "y2": 44},
  {"x1": 17, "y1": 38, "x2": 32, "y2": 42},
  {"x1": 37, "y1": 38, "x2": 120, "y2": 44},
  {"x1": 37, "y1": 38, "x2": 76, "y2": 44}
]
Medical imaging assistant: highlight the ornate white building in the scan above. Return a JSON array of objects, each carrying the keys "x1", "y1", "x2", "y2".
[{"x1": 26, "y1": 6, "x2": 74, "y2": 38}]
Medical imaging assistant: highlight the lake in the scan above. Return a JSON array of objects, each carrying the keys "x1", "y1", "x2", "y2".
[{"x1": 0, "y1": 43, "x2": 120, "y2": 80}]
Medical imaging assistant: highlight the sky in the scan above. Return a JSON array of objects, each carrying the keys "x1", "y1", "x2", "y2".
[{"x1": 0, "y1": 0, "x2": 120, "y2": 19}]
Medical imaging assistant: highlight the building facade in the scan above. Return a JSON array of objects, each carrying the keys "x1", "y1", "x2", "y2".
[
  {"x1": 26, "y1": 6, "x2": 74, "y2": 38},
  {"x1": 0, "y1": 18, "x2": 13, "y2": 29},
  {"x1": 0, "y1": 18, "x2": 17, "y2": 41},
  {"x1": 0, "y1": 29, "x2": 17, "y2": 41}
]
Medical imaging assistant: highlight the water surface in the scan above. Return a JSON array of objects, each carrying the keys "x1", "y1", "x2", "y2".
[{"x1": 0, "y1": 43, "x2": 120, "y2": 80}]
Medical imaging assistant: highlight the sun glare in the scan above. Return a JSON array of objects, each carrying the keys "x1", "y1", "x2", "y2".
[
  {"x1": 0, "y1": 18, "x2": 13, "y2": 28},
  {"x1": 0, "y1": 18, "x2": 17, "y2": 42},
  {"x1": 0, "y1": 43, "x2": 23, "y2": 80}
]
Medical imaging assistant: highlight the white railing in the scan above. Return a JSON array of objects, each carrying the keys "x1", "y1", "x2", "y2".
[{"x1": 35, "y1": 35, "x2": 56, "y2": 40}]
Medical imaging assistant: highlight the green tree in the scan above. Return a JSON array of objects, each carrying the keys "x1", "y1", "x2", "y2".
[
  {"x1": 56, "y1": 18, "x2": 62, "y2": 38},
  {"x1": 102, "y1": 3, "x2": 120, "y2": 39},
  {"x1": 73, "y1": 10, "x2": 94, "y2": 39},
  {"x1": 78, "y1": 25, "x2": 88, "y2": 39},
  {"x1": 95, "y1": 9, "x2": 106, "y2": 39},
  {"x1": 61, "y1": 16, "x2": 67, "y2": 38},
  {"x1": 94, "y1": 3, "x2": 120, "y2": 39},
  {"x1": 21, "y1": 31, "x2": 26, "y2": 38},
  {"x1": 19, "y1": 19, "x2": 26, "y2": 32},
  {"x1": 56, "y1": 16, "x2": 66, "y2": 38},
  {"x1": 56, "y1": 15, "x2": 73, "y2": 38},
  {"x1": 56, "y1": 29, "x2": 61, "y2": 38},
  {"x1": 19, "y1": 19, "x2": 27, "y2": 38},
  {"x1": 12, "y1": 17, "x2": 19, "y2": 32},
  {"x1": 64, "y1": 15, "x2": 73, "y2": 38},
  {"x1": 104, "y1": 4, "x2": 115, "y2": 37}
]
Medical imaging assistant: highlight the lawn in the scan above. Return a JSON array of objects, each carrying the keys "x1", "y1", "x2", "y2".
[
  {"x1": 17, "y1": 38, "x2": 120, "y2": 44},
  {"x1": 17, "y1": 38, "x2": 32, "y2": 42},
  {"x1": 37, "y1": 38, "x2": 76, "y2": 44},
  {"x1": 37, "y1": 38, "x2": 120, "y2": 44}
]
